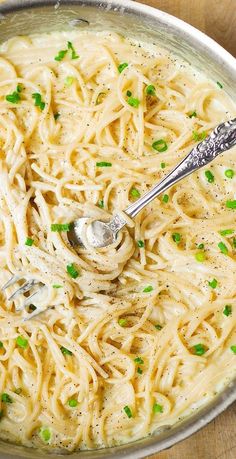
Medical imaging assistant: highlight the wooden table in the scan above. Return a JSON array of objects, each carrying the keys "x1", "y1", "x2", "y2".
[{"x1": 136, "y1": 1, "x2": 236, "y2": 458}]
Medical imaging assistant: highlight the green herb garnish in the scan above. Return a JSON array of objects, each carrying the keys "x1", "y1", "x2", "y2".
[
  {"x1": 32, "y1": 93, "x2": 45, "y2": 111},
  {"x1": 68, "y1": 399, "x2": 78, "y2": 407},
  {"x1": 162, "y1": 194, "x2": 169, "y2": 203},
  {"x1": 137, "y1": 367, "x2": 143, "y2": 375},
  {"x1": 146, "y1": 84, "x2": 156, "y2": 96},
  {"x1": 96, "y1": 161, "x2": 112, "y2": 167},
  {"x1": 0, "y1": 342, "x2": 3, "y2": 348},
  {"x1": 1, "y1": 393, "x2": 12, "y2": 404},
  {"x1": 53, "y1": 284, "x2": 63, "y2": 289},
  {"x1": 192, "y1": 131, "x2": 207, "y2": 141},
  {"x1": 60, "y1": 346, "x2": 72, "y2": 356},
  {"x1": 226, "y1": 200, "x2": 236, "y2": 209},
  {"x1": 197, "y1": 243, "x2": 204, "y2": 249},
  {"x1": 217, "y1": 81, "x2": 223, "y2": 89},
  {"x1": 54, "y1": 112, "x2": 60, "y2": 120},
  {"x1": 205, "y1": 170, "x2": 214, "y2": 183},
  {"x1": 188, "y1": 111, "x2": 197, "y2": 118},
  {"x1": 16, "y1": 336, "x2": 28, "y2": 349},
  {"x1": 155, "y1": 324, "x2": 162, "y2": 330},
  {"x1": 219, "y1": 229, "x2": 234, "y2": 236},
  {"x1": 208, "y1": 278, "x2": 217, "y2": 289},
  {"x1": 54, "y1": 49, "x2": 67, "y2": 61},
  {"x1": 218, "y1": 241, "x2": 228, "y2": 255},
  {"x1": 192, "y1": 343, "x2": 206, "y2": 356},
  {"x1": 98, "y1": 199, "x2": 104, "y2": 208},
  {"x1": 130, "y1": 188, "x2": 140, "y2": 198},
  {"x1": 223, "y1": 305, "x2": 232, "y2": 316},
  {"x1": 152, "y1": 139, "x2": 168, "y2": 152},
  {"x1": 143, "y1": 285, "x2": 153, "y2": 293},
  {"x1": 137, "y1": 240, "x2": 144, "y2": 248},
  {"x1": 6, "y1": 84, "x2": 21, "y2": 104},
  {"x1": 66, "y1": 263, "x2": 79, "y2": 279},
  {"x1": 39, "y1": 427, "x2": 51, "y2": 443},
  {"x1": 51, "y1": 223, "x2": 72, "y2": 232},
  {"x1": 67, "y1": 41, "x2": 79, "y2": 59},
  {"x1": 230, "y1": 345, "x2": 236, "y2": 354},
  {"x1": 127, "y1": 96, "x2": 140, "y2": 108},
  {"x1": 118, "y1": 318, "x2": 127, "y2": 327},
  {"x1": 172, "y1": 233, "x2": 181, "y2": 244},
  {"x1": 118, "y1": 62, "x2": 128, "y2": 73},
  {"x1": 153, "y1": 403, "x2": 163, "y2": 414},
  {"x1": 134, "y1": 357, "x2": 144, "y2": 364},
  {"x1": 160, "y1": 162, "x2": 166, "y2": 169},
  {"x1": 195, "y1": 252, "x2": 206, "y2": 262},
  {"x1": 25, "y1": 237, "x2": 34, "y2": 246},
  {"x1": 126, "y1": 90, "x2": 132, "y2": 97},
  {"x1": 123, "y1": 405, "x2": 132, "y2": 418},
  {"x1": 65, "y1": 76, "x2": 74, "y2": 87},
  {"x1": 225, "y1": 169, "x2": 234, "y2": 179}
]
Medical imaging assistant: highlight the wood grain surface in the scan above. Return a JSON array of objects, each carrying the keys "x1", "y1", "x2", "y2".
[{"x1": 135, "y1": 2, "x2": 236, "y2": 458}]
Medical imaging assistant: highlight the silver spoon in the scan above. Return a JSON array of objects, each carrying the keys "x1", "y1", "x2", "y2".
[{"x1": 67, "y1": 119, "x2": 236, "y2": 248}]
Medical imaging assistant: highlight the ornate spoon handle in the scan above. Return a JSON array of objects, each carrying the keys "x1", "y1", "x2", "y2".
[{"x1": 108, "y1": 118, "x2": 236, "y2": 233}]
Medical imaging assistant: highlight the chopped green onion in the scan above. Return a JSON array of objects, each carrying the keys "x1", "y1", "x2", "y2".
[
  {"x1": 65, "y1": 76, "x2": 74, "y2": 87},
  {"x1": 98, "y1": 199, "x2": 104, "y2": 208},
  {"x1": 60, "y1": 346, "x2": 72, "y2": 356},
  {"x1": 0, "y1": 341, "x2": 3, "y2": 348},
  {"x1": 126, "y1": 90, "x2": 132, "y2": 97},
  {"x1": 118, "y1": 318, "x2": 127, "y2": 327},
  {"x1": 162, "y1": 194, "x2": 169, "y2": 203},
  {"x1": 54, "y1": 49, "x2": 67, "y2": 61},
  {"x1": 54, "y1": 112, "x2": 60, "y2": 120},
  {"x1": 134, "y1": 357, "x2": 144, "y2": 364},
  {"x1": 172, "y1": 233, "x2": 181, "y2": 244},
  {"x1": 218, "y1": 241, "x2": 228, "y2": 255},
  {"x1": 217, "y1": 81, "x2": 223, "y2": 89},
  {"x1": 205, "y1": 170, "x2": 214, "y2": 183},
  {"x1": 51, "y1": 223, "x2": 72, "y2": 232},
  {"x1": 25, "y1": 237, "x2": 34, "y2": 246},
  {"x1": 208, "y1": 278, "x2": 217, "y2": 289},
  {"x1": 16, "y1": 336, "x2": 28, "y2": 349},
  {"x1": 233, "y1": 238, "x2": 236, "y2": 248},
  {"x1": 226, "y1": 200, "x2": 236, "y2": 209},
  {"x1": 143, "y1": 285, "x2": 153, "y2": 293},
  {"x1": 130, "y1": 188, "x2": 140, "y2": 198},
  {"x1": 223, "y1": 305, "x2": 232, "y2": 316},
  {"x1": 197, "y1": 243, "x2": 205, "y2": 249},
  {"x1": 67, "y1": 41, "x2": 79, "y2": 59},
  {"x1": 192, "y1": 343, "x2": 206, "y2": 356},
  {"x1": 225, "y1": 169, "x2": 234, "y2": 179},
  {"x1": 6, "y1": 84, "x2": 21, "y2": 104},
  {"x1": 53, "y1": 284, "x2": 63, "y2": 289},
  {"x1": 137, "y1": 367, "x2": 143, "y2": 375},
  {"x1": 192, "y1": 131, "x2": 207, "y2": 141},
  {"x1": 118, "y1": 62, "x2": 128, "y2": 73},
  {"x1": 155, "y1": 324, "x2": 162, "y2": 330},
  {"x1": 96, "y1": 92, "x2": 106, "y2": 105},
  {"x1": 188, "y1": 111, "x2": 197, "y2": 118},
  {"x1": 137, "y1": 240, "x2": 144, "y2": 248},
  {"x1": 66, "y1": 263, "x2": 79, "y2": 279},
  {"x1": 195, "y1": 252, "x2": 206, "y2": 262},
  {"x1": 230, "y1": 345, "x2": 236, "y2": 354},
  {"x1": 219, "y1": 229, "x2": 234, "y2": 236},
  {"x1": 32, "y1": 93, "x2": 45, "y2": 111},
  {"x1": 68, "y1": 399, "x2": 78, "y2": 407},
  {"x1": 152, "y1": 139, "x2": 168, "y2": 152},
  {"x1": 1, "y1": 393, "x2": 13, "y2": 404},
  {"x1": 39, "y1": 427, "x2": 51, "y2": 443},
  {"x1": 127, "y1": 96, "x2": 140, "y2": 108},
  {"x1": 160, "y1": 162, "x2": 166, "y2": 169},
  {"x1": 146, "y1": 84, "x2": 156, "y2": 96},
  {"x1": 0, "y1": 410, "x2": 3, "y2": 420},
  {"x1": 96, "y1": 161, "x2": 112, "y2": 167},
  {"x1": 123, "y1": 405, "x2": 132, "y2": 418},
  {"x1": 153, "y1": 403, "x2": 163, "y2": 414}
]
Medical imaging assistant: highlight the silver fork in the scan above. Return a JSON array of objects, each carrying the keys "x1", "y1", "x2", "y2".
[
  {"x1": 2, "y1": 275, "x2": 45, "y2": 320},
  {"x1": 2, "y1": 118, "x2": 236, "y2": 318}
]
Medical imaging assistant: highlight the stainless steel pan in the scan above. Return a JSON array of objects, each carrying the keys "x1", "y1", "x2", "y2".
[{"x1": 0, "y1": 1, "x2": 235, "y2": 458}]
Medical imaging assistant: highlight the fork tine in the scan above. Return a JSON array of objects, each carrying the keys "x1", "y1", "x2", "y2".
[
  {"x1": 8, "y1": 280, "x2": 38, "y2": 301},
  {"x1": 23, "y1": 307, "x2": 47, "y2": 321},
  {"x1": 2, "y1": 274, "x2": 20, "y2": 291},
  {"x1": 16, "y1": 286, "x2": 45, "y2": 310}
]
